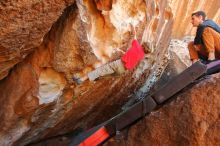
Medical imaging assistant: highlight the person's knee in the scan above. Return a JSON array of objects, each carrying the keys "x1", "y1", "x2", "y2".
[
  {"x1": 188, "y1": 41, "x2": 195, "y2": 52},
  {"x1": 188, "y1": 41, "x2": 194, "y2": 49}
]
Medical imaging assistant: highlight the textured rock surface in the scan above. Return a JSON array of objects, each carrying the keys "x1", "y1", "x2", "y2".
[
  {"x1": 0, "y1": 0, "x2": 219, "y2": 146},
  {"x1": 0, "y1": 0, "x2": 172, "y2": 145},
  {"x1": 115, "y1": 73, "x2": 220, "y2": 146},
  {"x1": 0, "y1": 0, "x2": 75, "y2": 80},
  {"x1": 168, "y1": 37, "x2": 192, "y2": 67}
]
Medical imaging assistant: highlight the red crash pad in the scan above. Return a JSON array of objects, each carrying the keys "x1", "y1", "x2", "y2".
[{"x1": 79, "y1": 127, "x2": 109, "y2": 146}]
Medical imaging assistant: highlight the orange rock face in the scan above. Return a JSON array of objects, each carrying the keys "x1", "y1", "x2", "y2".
[{"x1": 0, "y1": 0, "x2": 219, "y2": 145}]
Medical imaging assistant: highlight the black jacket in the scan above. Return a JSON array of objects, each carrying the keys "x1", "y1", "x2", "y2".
[{"x1": 194, "y1": 19, "x2": 220, "y2": 45}]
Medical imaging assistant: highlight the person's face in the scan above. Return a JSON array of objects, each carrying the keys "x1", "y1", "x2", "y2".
[{"x1": 191, "y1": 15, "x2": 204, "y2": 27}]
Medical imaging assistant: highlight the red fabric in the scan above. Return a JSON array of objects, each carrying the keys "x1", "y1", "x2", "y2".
[
  {"x1": 79, "y1": 127, "x2": 109, "y2": 146},
  {"x1": 121, "y1": 39, "x2": 145, "y2": 70}
]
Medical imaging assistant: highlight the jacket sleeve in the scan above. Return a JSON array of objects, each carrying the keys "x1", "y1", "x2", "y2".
[
  {"x1": 194, "y1": 25, "x2": 205, "y2": 45},
  {"x1": 202, "y1": 27, "x2": 215, "y2": 52}
]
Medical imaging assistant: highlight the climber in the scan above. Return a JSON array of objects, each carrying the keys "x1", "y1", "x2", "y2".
[
  {"x1": 87, "y1": 39, "x2": 145, "y2": 81},
  {"x1": 87, "y1": 24, "x2": 145, "y2": 81},
  {"x1": 188, "y1": 11, "x2": 220, "y2": 64},
  {"x1": 73, "y1": 24, "x2": 145, "y2": 83}
]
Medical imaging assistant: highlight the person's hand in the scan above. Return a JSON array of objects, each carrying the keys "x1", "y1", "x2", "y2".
[
  {"x1": 192, "y1": 59, "x2": 198, "y2": 64},
  {"x1": 208, "y1": 51, "x2": 215, "y2": 61}
]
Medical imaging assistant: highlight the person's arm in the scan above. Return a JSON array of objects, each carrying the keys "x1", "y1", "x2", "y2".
[{"x1": 202, "y1": 27, "x2": 216, "y2": 60}]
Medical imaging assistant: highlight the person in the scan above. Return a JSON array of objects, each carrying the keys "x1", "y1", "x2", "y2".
[
  {"x1": 73, "y1": 24, "x2": 145, "y2": 83},
  {"x1": 188, "y1": 11, "x2": 220, "y2": 64}
]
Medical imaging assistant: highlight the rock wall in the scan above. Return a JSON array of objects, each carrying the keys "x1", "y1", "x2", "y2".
[
  {"x1": 0, "y1": 0, "x2": 75, "y2": 80},
  {"x1": 0, "y1": 0, "x2": 219, "y2": 145},
  {"x1": 0, "y1": 0, "x2": 173, "y2": 145}
]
